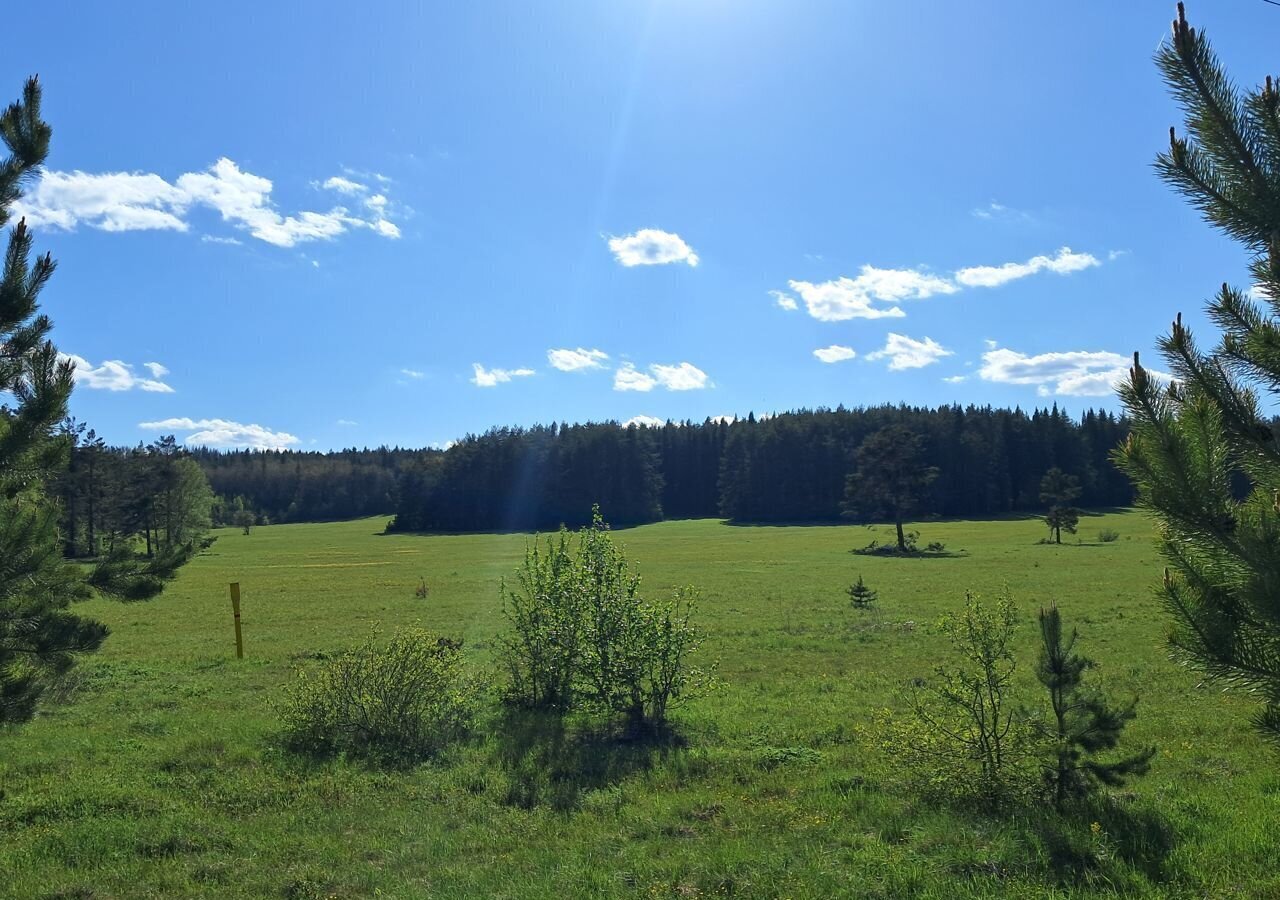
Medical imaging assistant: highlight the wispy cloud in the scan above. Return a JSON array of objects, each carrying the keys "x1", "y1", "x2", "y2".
[
  {"x1": 770, "y1": 289, "x2": 799, "y2": 311},
  {"x1": 336, "y1": 418, "x2": 358, "y2": 426},
  {"x1": 400, "y1": 368, "x2": 425, "y2": 379},
  {"x1": 866, "y1": 333, "x2": 952, "y2": 370},
  {"x1": 783, "y1": 246, "x2": 1103, "y2": 322},
  {"x1": 63, "y1": 354, "x2": 174, "y2": 392},
  {"x1": 979, "y1": 346, "x2": 1168, "y2": 397},
  {"x1": 813, "y1": 345, "x2": 857, "y2": 364},
  {"x1": 547, "y1": 347, "x2": 609, "y2": 372},
  {"x1": 971, "y1": 200, "x2": 1032, "y2": 222},
  {"x1": 953, "y1": 247, "x2": 1098, "y2": 288},
  {"x1": 16, "y1": 158, "x2": 402, "y2": 247},
  {"x1": 139, "y1": 416, "x2": 298, "y2": 449},
  {"x1": 472, "y1": 363, "x2": 535, "y2": 387},
  {"x1": 607, "y1": 229, "x2": 699, "y2": 267}
]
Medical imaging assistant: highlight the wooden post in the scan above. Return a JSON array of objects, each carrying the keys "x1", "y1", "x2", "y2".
[{"x1": 230, "y1": 582, "x2": 244, "y2": 659}]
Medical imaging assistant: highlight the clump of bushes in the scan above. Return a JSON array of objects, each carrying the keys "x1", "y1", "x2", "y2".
[
  {"x1": 498, "y1": 506, "x2": 714, "y2": 733},
  {"x1": 1097, "y1": 529, "x2": 1120, "y2": 543},
  {"x1": 279, "y1": 627, "x2": 479, "y2": 763},
  {"x1": 884, "y1": 591, "x2": 1153, "y2": 810}
]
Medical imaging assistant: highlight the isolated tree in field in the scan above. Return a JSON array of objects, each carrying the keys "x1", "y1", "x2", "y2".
[
  {"x1": 0, "y1": 78, "x2": 189, "y2": 728},
  {"x1": 843, "y1": 425, "x2": 938, "y2": 552},
  {"x1": 1117, "y1": 3, "x2": 1280, "y2": 741},
  {"x1": 1034, "y1": 606, "x2": 1155, "y2": 808},
  {"x1": 1039, "y1": 467, "x2": 1081, "y2": 544},
  {"x1": 847, "y1": 575, "x2": 877, "y2": 609}
]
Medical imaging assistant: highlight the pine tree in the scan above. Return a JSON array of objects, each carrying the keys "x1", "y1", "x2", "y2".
[
  {"x1": 1034, "y1": 606, "x2": 1155, "y2": 808},
  {"x1": 0, "y1": 78, "x2": 191, "y2": 728},
  {"x1": 1039, "y1": 467, "x2": 1081, "y2": 544},
  {"x1": 847, "y1": 575, "x2": 877, "y2": 609},
  {"x1": 843, "y1": 425, "x2": 939, "y2": 552},
  {"x1": 1117, "y1": 3, "x2": 1280, "y2": 741}
]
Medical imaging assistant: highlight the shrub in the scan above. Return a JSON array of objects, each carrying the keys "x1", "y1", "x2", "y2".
[
  {"x1": 899, "y1": 590, "x2": 1037, "y2": 808},
  {"x1": 925, "y1": 541, "x2": 946, "y2": 553},
  {"x1": 1097, "y1": 529, "x2": 1120, "y2": 543},
  {"x1": 414, "y1": 577, "x2": 429, "y2": 599},
  {"x1": 498, "y1": 529, "x2": 582, "y2": 710},
  {"x1": 498, "y1": 506, "x2": 714, "y2": 731},
  {"x1": 279, "y1": 627, "x2": 478, "y2": 763}
]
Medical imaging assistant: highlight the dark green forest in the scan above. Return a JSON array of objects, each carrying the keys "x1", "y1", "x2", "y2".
[{"x1": 388, "y1": 404, "x2": 1136, "y2": 532}]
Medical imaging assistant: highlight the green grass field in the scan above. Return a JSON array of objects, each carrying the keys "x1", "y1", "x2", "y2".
[{"x1": 3, "y1": 510, "x2": 1277, "y2": 898}]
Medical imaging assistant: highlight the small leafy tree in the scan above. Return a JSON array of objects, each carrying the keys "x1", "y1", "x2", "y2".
[
  {"x1": 498, "y1": 506, "x2": 712, "y2": 731},
  {"x1": 498, "y1": 528, "x2": 582, "y2": 710},
  {"x1": 843, "y1": 426, "x2": 938, "y2": 552},
  {"x1": 847, "y1": 575, "x2": 877, "y2": 609},
  {"x1": 1040, "y1": 467, "x2": 1082, "y2": 545},
  {"x1": 1033, "y1": 605, "x2": 1156, "y2": 808},
  {"x1": 906, "y1": 590, "x2": 1033, "y2": 807}
]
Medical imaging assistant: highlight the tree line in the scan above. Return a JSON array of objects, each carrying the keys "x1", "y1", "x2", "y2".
[
  {"x1": 188, "y1": 446, "x2": 439, "y2": 525},
  {"x1": 53, "y1": 424, "x2": 215, "y2": 559},
  {"x1": 386, "y1": 404, "x2": 1137, "y2": 533}
]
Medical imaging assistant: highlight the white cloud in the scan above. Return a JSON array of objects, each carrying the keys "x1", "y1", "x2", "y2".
[
  {"x1": 138, "y1": 417, "x2": 299, "y2": 449},
  {"x1": 770, "y1": 290, "x2": 799, "y2": 311},
  {"x1": 321, "y1": 175, "x2": 366, "y2": 195},
  {"x1": 954, "y1": 247, "x2": 1099, "y2": 289},
  {"x1": 614, "y1": 361, "x2": 711, "y2": 391},
  {"x1": 971, "y1": 201, "x2": 1032, "y2": 222},
  {"x1": 942, "y1": 375, "x2": 968, "y2": 384},
  {"x1": 787, "y1": 266, "x2": 951, "y2": 322},
  {"x1": 813, "y1": 344, "x2": 857, "y2": 364},
  {"x1": 978, "y1": 346, "x2": 1169, "y2": 397},
  {"x1": 400, "y1": 368, "x2": 425, "y2": 379},
  {"x1": 62, "y1": 354, "x2": 174, "y2": 393},
  {"x1": 783, "y1": 247, "x2": 1103, "y2": 323},
  {"x1": 866, "y1": 333, "x2": 953, "y2": 370},
  {"x1": 16, "y1": 158, "x2": 401, "y2": 248},
  {"x1": 614, "y1": 363, "x2": 658, "y2": 392},
  {"x1": 547, "y1": 347, "x2": 609, "y2": 372},
  {"x1": 200, "y1": 234, "x2": 242, "y2": 246},
  {"x1": 471, "y1": 363, "x2": 535, "y2": 387},
  {"x1": 622, "y1": 414, "x2": 666, "y2": 428},
  {"x1": 336, "y1": 419, "x2": 358, "y2": 426},
  {"x1": 709, "y1": 414, "x2": 736, "y2": 425},
  {"x1": 608, "y1": 229, "x2": 699, "y2": 267},
  {"x1": 651, "y1": 362, "x2": 711, "y2": 391}
]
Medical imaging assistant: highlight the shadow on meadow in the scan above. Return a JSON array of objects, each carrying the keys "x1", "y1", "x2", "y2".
[
  {"x1": 492, "y1": 708, "x2": 686, "y2": 811},
  {"x1": 1025, "y1": 795, "x2": 1177, "y2": 887}
]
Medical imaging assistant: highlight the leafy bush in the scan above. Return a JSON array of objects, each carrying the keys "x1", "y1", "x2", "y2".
[
  {"x1": 279, "y1": 627, "x2": 478, "y2": 763},
  {"x1": 498, "y1": 506, "x2": 714, "y2": 731},
  {"x1": 1097, "y1": 529, "x2": 1120, "y2": 543},
  {"x1": 925, "y1": 541, "x2": 946, "y2": 553},
  {"x1": 895, "y1": 590, "x2": 1038, "y2": 808}
]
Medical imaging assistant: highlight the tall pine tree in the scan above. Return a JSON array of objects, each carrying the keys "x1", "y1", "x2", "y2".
[
  {"x1": 1118, "y1": 4, "x2": 1280, "y2": 741},
  {"x1": 0, "y1": 78, "x2": 190, "y2": 728}
]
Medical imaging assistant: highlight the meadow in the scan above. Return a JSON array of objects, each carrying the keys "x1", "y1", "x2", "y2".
[{"x1": 2, "y1": 510, "x2": 1277, "y2": 899}]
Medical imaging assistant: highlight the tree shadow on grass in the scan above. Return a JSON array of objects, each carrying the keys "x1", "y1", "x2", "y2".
[
  {"x1": 1027, "y1": 795, "x2": 1177, "y2": 887},
  {"x1": 492, "y1": 708, "x2": 686, "y2": 811}
]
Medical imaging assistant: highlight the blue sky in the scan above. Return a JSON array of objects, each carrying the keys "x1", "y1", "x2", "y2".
[{"x1": 3, "y1": 1, "x2": 1271, "y2": 450}]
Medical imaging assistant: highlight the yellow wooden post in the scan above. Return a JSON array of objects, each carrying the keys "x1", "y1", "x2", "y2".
[{"x1": 230, "y1": 582, "x2": 244, "y2": 659}]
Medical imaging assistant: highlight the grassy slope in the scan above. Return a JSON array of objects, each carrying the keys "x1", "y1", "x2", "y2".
[{"x1": 2, "y1": 511, "x2": 1277, "y2": 899}]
